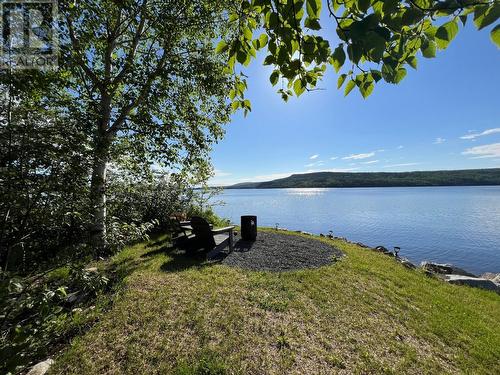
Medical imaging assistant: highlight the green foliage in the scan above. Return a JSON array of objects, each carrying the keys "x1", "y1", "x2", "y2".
[
  {"x1": 218, "y1": 0, "x2": 499, "y2": 102},
  {"x1": 54, "y1": 0, "x2": 233, "y2": 249},
  {"x1": 106, "y1": 220, "x2": 157, "y2": 253},
  {"x1": 107, "y1": 171, "x2": 196, "y2": 225},
  {"x1": 0, "y1": 76, "x2": 93, "y2": 272},
  {"x1": 69, "y1": 266, "x2": 109, "y2": 295},
  {"x1": 435, "y1": 20, "x2": 459, "y2": 49},
  {"x1": 0, "y1": 265, "x2": 109, "y2": 374}
]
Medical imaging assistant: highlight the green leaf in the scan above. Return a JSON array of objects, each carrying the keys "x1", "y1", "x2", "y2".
[
  {"x1": 474, "y1": 4, "x2": 500, "y2": 30},
  {"x1": 270, "y1": 71, "x2": 280, "y2": 86},
  {"x1": 370, "y1": 70, "x2": 383, "y2": 82},
  {"x1": 331, "y1": 45, "x2": 346, "y2": 73},
  {"x1": 382, "y1": 0, "x2": 399, "y2": 14},
  {"x1": 491, "y1": 24, "x2": 500, "y2": 48},
  {"x1": 394, "y1": 68, "x2": 407, "y2": 83},
  {"x1": 344, "y1": 80, "x2": 356, "y2": 96},
  {"x1": 306, "y1": 0, "x2": 322, "y2": 19},
  {"x1": 236, "y1": 49, "x2": 250, "y2": 65},
  {"x1": 406, "y1": 56, "x2": 417, "y2": 69},
  {"x1": 347, "y1": 43, "x2": 363, "y2": 64},
  {"x1": 402, "y1": 8, "x2": 424, "y2": 25},
  {"x1": 259, "y1": 33, "x2": 268, "y2": 48},
  {"x1": 421, "y1": 40, "x2": 436, "y2": 58},
  {"x1": 263, "y1": 55, "x2": 275, "y2": 65},
  {"x1": 305, "y1": 17, "x2": 322, "y2": 30},
  {"x1": 229, "y1": 13, "x2": 239, "y2": 22},
  {"x1": 215, "y1": 40, "x2": 228, "y2": 54},
  {"x1": 243, "y1": 27, "x2": 253, "y2": 40},
  {"x1": 337, "y1": 74, "x2": 347, "y2": 89},
  {"x1": 231, "y1": 101, "x2": 240, "y2": 110},
  {"x1": 381, "y1": 63, "x2": 395, "y2": 82},
  {"x1": 364, "y1": 31, "x2": 387, "y2": 62},
  {"x1": 372, "y1": 1, "x2": 384, "y2": 18},
  {"x1": 253, "y1": 35, "x2": 268, "y2": 50},
  {"x1": 359, "y1": 81, "x2": 374, "y2": 99},
  {"x1": 435, "y1": 20, "x2": 459, "y2": 49},
  {"x1": 293, "y1": 78, "x2": 306, "y2": 96},
  {"x1": 277, "y1": 47, "x2": 288, "y2": 65},
  {"x1": 269, "y1": 12, "x2": 279, "y2": 29}
]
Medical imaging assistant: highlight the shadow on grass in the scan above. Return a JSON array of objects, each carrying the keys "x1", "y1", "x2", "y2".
[
  {"x1": 145, "y1": 236, "x2": 171, "y2": 248},
  {"x1": 158, "y1": 236, "x2": 259, "y2": 273},
  {"x1": 233, "y1": 238, "x2": 255, "y2": 253},
  {"x1": 158, "y1": 245, "x2": 234, "y2": 273}
]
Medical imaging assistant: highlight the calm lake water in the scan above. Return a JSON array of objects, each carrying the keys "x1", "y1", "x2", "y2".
[{"x1": 212, "y1": 187, "x2": 500, "y2": 274}]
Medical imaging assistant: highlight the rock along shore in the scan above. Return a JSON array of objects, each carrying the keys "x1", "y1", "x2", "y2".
[{"x1": 280, "y1": 228, "x2": 500, "y2": 294}]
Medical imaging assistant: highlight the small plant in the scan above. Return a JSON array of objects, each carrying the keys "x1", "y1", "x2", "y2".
[
  {"x1": 106, "y1": 218, "x2": 157, "y2": 254},
  {"x1": 0, "y1": 276, "x2": 69, "y2": 373},
  {"x1": 276, "y1": 330, "x2": 291, "y2": 350},
  {"x1": 69, "y1": 266, "x2": 109, "y2": 295}
]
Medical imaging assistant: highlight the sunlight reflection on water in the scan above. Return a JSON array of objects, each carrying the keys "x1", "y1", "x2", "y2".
[{"x1": 284, "y1": 188, "x2": 328, "y2": 196}]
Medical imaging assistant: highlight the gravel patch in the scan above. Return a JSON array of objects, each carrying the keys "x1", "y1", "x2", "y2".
[{"x1": 219, "y1": 231, "x2": 343, "y2": 272}]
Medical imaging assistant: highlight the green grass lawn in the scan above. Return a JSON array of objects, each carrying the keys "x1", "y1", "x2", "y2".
[{"x1": 50, "y1": 229, "x2": 500, "y2": 374}]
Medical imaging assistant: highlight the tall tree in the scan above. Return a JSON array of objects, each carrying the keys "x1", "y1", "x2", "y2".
[
  {"x1": 57, "y1": 0, "x2": 232, "y2": 249},
  {"x1": 218, "y1": 0, "x2": 499, "y2": 103}
]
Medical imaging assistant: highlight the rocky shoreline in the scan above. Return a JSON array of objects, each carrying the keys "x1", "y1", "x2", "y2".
[{"x1": 287, "y1": 229, "x2": 500, "y2": 294}]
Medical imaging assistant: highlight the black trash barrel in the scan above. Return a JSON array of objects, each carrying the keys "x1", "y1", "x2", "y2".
[{"x1": 241, "y1": 215, "x2": 257, "y2": 241}]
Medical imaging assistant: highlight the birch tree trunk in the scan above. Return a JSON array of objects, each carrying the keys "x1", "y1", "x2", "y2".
[{"x1": 89, "y1": 137, "x2": 110, "y2": 251}]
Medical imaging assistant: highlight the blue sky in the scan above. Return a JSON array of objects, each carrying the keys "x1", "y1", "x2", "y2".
[{"x1": 209, "y1": 23, "x2": 500, "y2": 186}]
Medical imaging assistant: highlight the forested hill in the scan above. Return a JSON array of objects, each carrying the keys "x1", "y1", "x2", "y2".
[{"x1": 226, "y1": 169, "x2": 500, "y2": 189}]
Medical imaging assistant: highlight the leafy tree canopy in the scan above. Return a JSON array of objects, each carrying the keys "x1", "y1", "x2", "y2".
[
  {"x1": 58, "y1": 0, "x2": 232, "y2": 248},
  {"x1": 218, "y1": 0, "x2": 499, "y2": 105}
]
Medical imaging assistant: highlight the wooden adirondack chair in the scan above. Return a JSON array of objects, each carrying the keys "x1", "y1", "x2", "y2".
[
  {"x1": 190, "y1": 216, "x2": 235, "y2": 257},
  {"x1": 169, "y1": 217, "x2": 195, "y2": 249}
]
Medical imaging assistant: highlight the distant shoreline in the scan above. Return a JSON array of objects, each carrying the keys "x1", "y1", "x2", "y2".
[
  {"x1": 220, "y1": 168, "x2": 500, "y2": 189},
  {"x1": 222, "y1": 183, "x2": 500, "y2": 189}
]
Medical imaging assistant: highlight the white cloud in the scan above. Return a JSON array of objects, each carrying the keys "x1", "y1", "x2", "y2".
[
  {"x1": 460, "y1": 128, "x2": 500, "y2": 140},
  {"x1": 397, "y1": 145, "x2": 404, "y2": 149},
  {"x1": 361, "y1": 160, "x2": 379, "y2": 164},
  {"x1": 462, "y1": 143, "x2": 500, "y2": 159},
  {"x1": 342, "y1": 152, "x2": 375, "y2": 160},
  {"x1": 305, "y1": 161, "x2": 325, "y2": 167},
  {"x1": 214, "y1": 169, "x2": 231, "y2": 177},
  {"x1": 433, "y1": 137, "x2": 446, "y2": 144},
  {"x1": 377, "y1": 149, "x2": 385, "y2": 152},
  {"x1": 383, "y1": 163, "x2": 420, "y2": 168},
  {"x1": 309, "y1": 154, "x2": 319, "y2": 159},
  {"x1": 330, "y1": 156, "x2": 338, "y2": 160},
  {"x1": 306, "y1": 168, "x2": 359, "y2": 173}
]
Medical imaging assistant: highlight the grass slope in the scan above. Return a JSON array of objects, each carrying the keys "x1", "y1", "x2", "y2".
[{"x1": 51, "y1": 230, "x2": 500, "y2": 374}]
